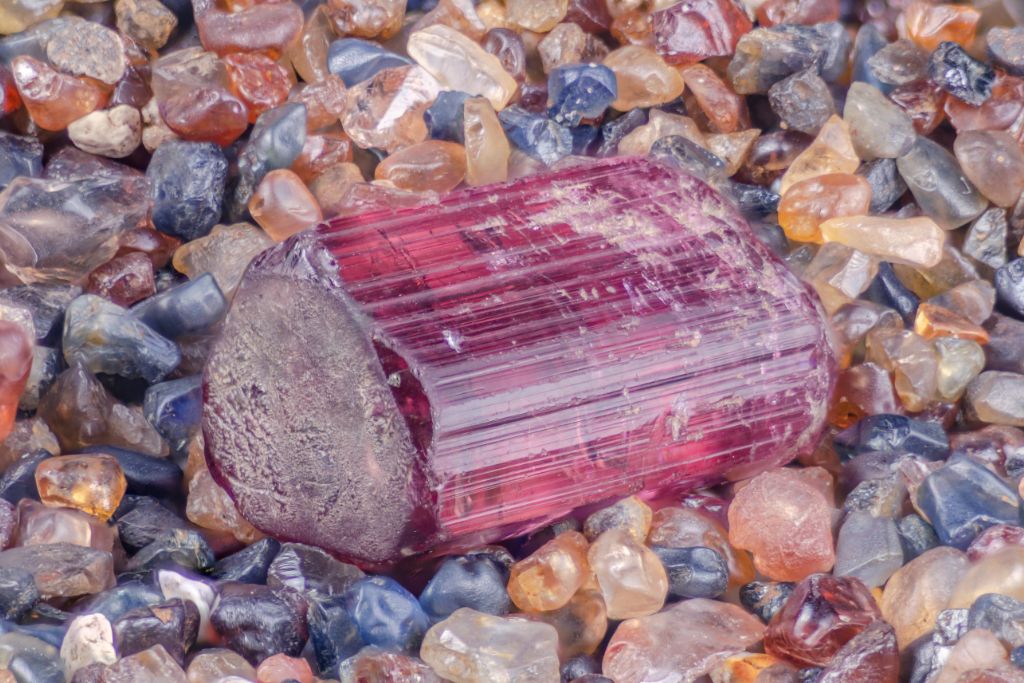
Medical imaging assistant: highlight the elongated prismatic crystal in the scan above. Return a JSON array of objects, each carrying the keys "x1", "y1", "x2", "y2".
[{"x1": 203, "y1": 157, "x2": 836, "y2": 566}]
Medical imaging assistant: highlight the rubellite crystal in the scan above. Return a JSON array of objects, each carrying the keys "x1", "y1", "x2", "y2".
[{"x1": 203, "y1": 157, "x2": 836, "y2": 566}]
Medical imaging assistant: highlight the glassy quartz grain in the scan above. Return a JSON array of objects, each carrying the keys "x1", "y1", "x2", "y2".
[{"x1": 203, "y1": 157, "x2": 836, "y2": 566}]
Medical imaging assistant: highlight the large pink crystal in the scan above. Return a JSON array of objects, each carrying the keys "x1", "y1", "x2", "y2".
[{"x1": 203, "y1": 157, "x2": 835, "y2": 566}]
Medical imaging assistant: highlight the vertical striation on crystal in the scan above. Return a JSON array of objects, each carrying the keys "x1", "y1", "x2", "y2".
[{"x1": 203, "y1": 157, "x2": 836, "y2": 566}]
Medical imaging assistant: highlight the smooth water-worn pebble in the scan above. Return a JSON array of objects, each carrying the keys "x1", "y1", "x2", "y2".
[
  {"x1": 67, "y1": 106, "x2": 142, "y2": 159},
  {"x1": 419, "y1": 554, "x2": 511, "y2": 620},
  {"x1": 60, "y1": 613, "x2": 116, "y2": 678}
]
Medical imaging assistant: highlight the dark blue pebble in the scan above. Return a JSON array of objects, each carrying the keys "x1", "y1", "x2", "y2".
[
  {"x1": 147, "y1": 140, "x2": 228, "y2": 242},
  {"x1": 228, "y1": 102, "x2": 308, "y2": 221},
  {"x1": 326, "y1": 38, "x2": 411, "y2": 87},
  {"x1": 343, "y1": 576, "x2": 430, "y2": 653},
  {"x1": 570, "y1": 125, "x2": 600, "y2": 155},
  {"x1": 81, "y1": 446, "x2": 183, "y2": 498},
  {"x1": 131, "y1": 273, "x2": 227, "y2": 340},
  {"x1": 739, "y1": 581, "x2": 795, "y2": 623},
  {"x1": 113, "y1": 599, "x2": 200, "y2": 664},
  {"x1": 896, "y1": 513, "x2": 940, "y2": 561},
  {"x1": 652, "y1": 546, "x2": 729, "y2": 600},
  {"x1": 266, "y1": 543, "x2": 364, "y2": 600},
  {"x1": 995, "y1": 258, "x2": 1024, "y2": 321},
  {"x1": 547, "y1": 64, "x2": 617, "y2": 126},
  {"x1": 424, "y1": 91, "x2": 471, "y2": 143},
  {"x1": 928, "y1": 40, "x2": 995, "y2": 106},
  {"x1": 729, "y1": 182, "x2": 782, "y2": 221},
  {"x1": 309, "y1": 595, "x2": 364, "y2": 678},
  {"x1": 858, "y1": 159, "x2": 907, "y2": 214},
  {"x1": 0, "y1": 131, "x2": 42, "y2": 192},
  {"x1": 917, "y1": 456, "x2": 1020, "y2": 549},
  {"x1": 115, "y1": 499, "x2": 189, "y2": 553},
  {"x1": 0, "y1": 567, "x2": 39, "y2": 621},
  {"x1": 212, "y1": 538, "x2": 282, "y2": 585},
  {"x1": 850, "y1": 23, "x2": 891, "y2": 93},
  {"x1": 865, "y1": 262, "x2": 920, "y2": 324},
  {"x1": 596, "y1": 109, "x2": 647, "y2": 157},
  {"x1": 210, "y1": 582, "x2": 309, "y2": 665},
  {"x1": 968, "y1": 593, "x2": 1024, "y2": 647},
  {"x1": 419, "y1": 554, "x2": 512, "y2": 621},
  {"x1": 1013, "y1": 644, "x2": 1024, "y2": 669},
  {"x1": 76, "y1": 580, "x2": 164, "y2": 623},
  {"x1": 9, "y1": 649, "x2": 63, "y2": 683},
  {"x1": 834, "y1": 413, "x2": 949, "y2": 460},
  {"x1": 126, "y1": 529, "x2": 215, "y2": 573},
  {"x1": 561, "y1": 655, "x2": 601, "y2": 682},
  {"x1": 650, "y1": 135, "x2": 727, "y2": 184},
  {"x1": 498, "y1": 107, "x2": 573, "y2": 166},
  {"x1": 143, "y1": 376, "x2": 202, "y2": 447},
  {"x1": 0, "y1": 450, "x2": 50, "y2": 505}
]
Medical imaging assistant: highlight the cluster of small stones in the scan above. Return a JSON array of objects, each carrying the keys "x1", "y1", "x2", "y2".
[{"x1": 0, "y1": 0, "x2": 1022, "y2": 681}]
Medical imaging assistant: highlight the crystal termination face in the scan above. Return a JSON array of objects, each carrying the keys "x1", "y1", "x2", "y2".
[{"x1": 203, "y1": 157, "x2": 836, "y2": 566}]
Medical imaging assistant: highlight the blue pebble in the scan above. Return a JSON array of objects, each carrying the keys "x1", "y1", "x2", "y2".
[
  {"x1": 81, "y1": 445, "x2": 183, "y2": 497},
  {"x1": 343, "y1": 576, "x2": 429, "y2": 653},
  {"x1": 0, "y1": 568, "x2": 38, "y2": 622},
  {"x1": 850, "y1": 23, "x2": 891, "y2": 93},
  {"x1": 570, "y1": 125, "x2": 600, "y2": 155},
  {"x1": 0, "y1": 284, "x2": 77, "y2": 346},
  {"x1": 834, "y1": 413, "x2": 949, "y2": 461},
  {"x1": 0, "y1": 131, "x2": 43, "y2": 192},
  {"x1": 308, "y1": 595, "x2": 365, "y2": 677},
  {"x1": 76, "y1": 581, "x2": 164, "y2": 623},
  {"x1": 547, "y1": 64, "x2": 617, "y2": 126},
  {"x1": 424, "y1": 91, "x2": 471, "y2": 143},
  {"x1": 917, "y1": 456, "x2": 1020, "y2": 549},
  {"x1": 0, "y1": 450, "x2": 50, "y2": 505},
  {"x1": 228, "y1": 102, "x2": 308, "y2": 221},
  {"x1": 651, "y1": 135, "x2": 727, "y2": 183},
  {"x1": 131, "y1": 273, "x2": 227, "y2": 340},
  {"x1": 9, "y1": 649, "x2": 63, "y2": 683},
  {"x1": 968, "y1": 593, "x2": 1024, "y2": 647},
  {"x1": 147, "y1": 140, "x2": 228, "y2": 242},
  {"x1": 596, "y1": 108, "x2": 647, "y2": 157},
  {"x1": 212, "y1": 538, "x2": 282, "y2": 585},
  {"x1": 996, "y1": 258, "x2": 1024, "y2": 321},
  {"x1": 650, "y1": 546, "x2": 729, "y2": 600},
  {"x1": 896, "y1": 514, "x2": 939, "y2": 561},
  {"x1": 929, "y1": 40, "x2": 995, "y2": 107},
  {"x1": 62, "y1": 295, "x2": 181, "y2": 383},
  {"x1": 498, "y1": 107, "x2": 573, "y2": 166},
  {"x1": 865, "y1": 262, "x2": 920, "y2": 324},
  {"x1": 1012, "y1": 645, "x2": 1024, "y2": 669},
  {"x1": 143, "y1": 376, "x2": 203, "y2": 446},
  {"x1": 419, "y1": 555, "x2": 511, "y2": 621},
  {"x1": 326, "y1": 38, "x2": 412, "y2": 87}
]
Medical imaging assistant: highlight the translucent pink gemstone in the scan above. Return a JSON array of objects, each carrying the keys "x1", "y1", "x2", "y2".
[{"x1": 202, "y1": 157, "x2": 836, "y2": 567}]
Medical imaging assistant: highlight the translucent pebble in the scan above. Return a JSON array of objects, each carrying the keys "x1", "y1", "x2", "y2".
[
  {"x1": 482, "y1": 28, "x2": 527, "y2": 84},
  {"x1": 881, "y1": 546, "x2": 969, "y2": 647},
  {"x1": 914, "y1": 303, "x2": 988, "y2": 344},
  {"x1": 341, "y1": 65, "x2": 440, "y2": 153},
  {"x1": 344, "y1": 576, "x2": 429, "y2": 653},
  {"x1": 829, "y1": 363, "x2": 900, "y2": 428},
  {"x1": 767, "y1": 68, "x2": 835, "y2": 135},
  {"x1": 864, "y1": 328, "x2": 939, "y2": 411},
  {"x1": 650, "y1": 546, "x2": 728, "y2": 599},
  {"x1": 648, "y1": 507, "x2": 755, "y2": 589},
  {"x1": 617, "y1": 109, "x2": 704, "y2": 156},
  {"x1": 966, "y1": 372, "x2": 1024, "y2": 427},
  {"x1": 868, "y1": 39, "x2": 930, "y2": 87},
  {"x1": 0, "y1": 543, "x2": 114, "y2": 599},
  {"x1": 949, "y1": 547, "x2": 1024, "y2": 610},
  {"x1": 210, "y1": 583, "x2": 308, "y2": 664},
  {"x1": 419, "y1": 555, "x2": 511, "y2": 620},
  {"x1": 929, "y1": 40, "x2": 995, "y2": 107},
  {"x1": 419, "y1": 608, "x2": 561, "y2": 682},
  {"x1": 101, "y1": 644, "x2": 187, "y2": 683},
  {"x1": 407, "y1": 25, "x2": 517, "y2": 111},
  {"x1": 11, "y1": 55, "x2": 109, "y2": 132},
  {"x1": 779, "y1": 115, "x2": 858, "y2": 194},
  {"x1": 147, "y1": 141, "x2": 228, "y2": 243},
  {"x1": 936, "y1": 629, "x2": 1009, "y2": 683},
  {"x1": 954, "y1": 131, "x2": 1024, "y2": 209},
  {"x1": 821, "y1": 216, "x2": 945, "y2": 269},
  {"x1": 193, "y1": 0, "x2": 303, "y2": 58},
  {"x1": 187, "y1": 649, "x2": 256, "y2": 683},
  {"x1": 267, "y1": 542, "x2": 363, "y2": 601},
  {"x1": 710, "y1": 652, "x2": 797, "y2": 683},
  {"x1": 414, "y1": 0, "x2": 488, "y2": 41},
  {"x1": 901, "y1": 1, "x2": 979, "y2": 52},
  {"x1": 765, "y1": 574, "x2": 881, "y2": 667},
  {"x1": 285, "y1": 6, "x2": 333, "y2": 85},
  {"x1": 224, "y1": 53, "x2": 294, "y2": 125},
  {"x1": 114, "y1": 0, "x2": 177, "y2": 50},
  {"x1": 62, "y1": 294, "x2": 180, "y2": 382},
  {"x1": 547, "y1": 64, "x2": 617, "y2": 126},
  {"x1": 61, "y1": 613, "x2": 116, "y2": 679},
  {"x1": 375, "y1": 140, "x2": 467, "y2": 194},
  {"x1": 498, "y1": 107, "x2": 573, "y2": 165},
  {"x1": 817, "y1": 621, "x2": 899, "y2": 683},
  {"x1": 603, "y1": 599, "x2": 764, "y2": 683},
  {"x1": 525, "y1": 588, "x2": 607, "y2": 659},
  {"x1": 833, "y1": 512, "x2": 904, "y2": 588},
  {"x1": 651, "y1": 0, "x2": 752, "y2": 65},
  {"x1": 968, "y1": 593, "x2": 1024, "y2": 648},
  {"x1": 728, "y1": 23, "x2": 850, "y2": 94},
  {"x1": 778, "y1": 173, "x2": 872, "y2": 244},
  {"x1": 964, "y1": 208, "x2": 1009, "y2": 270},
  {"x1": 337, "y1": 646, "x2": 440, "y2": 683},
  {"x1": 506, "y1": 0, "x2": 568, "y2": 32},
  {"x1": 583, "y1": 496, "x2": 651, "y2": 543},
  {"x1": 843, "y1": 82, "x2": 915, "y2": 160},
  {"x1": 679, "y1": 64, "x2": 748, "y2": 134},
  {"x1": 0, "y1": 132, "x2": 42, "y2": 193},
  {"x1": 728, "y1": 469, "x2": 835, "y2": 582},
  {"x1": 171, "y1": 223, "x2": 275, "y2": 299},
  {"x1": 35, "y1": 454, "x2": 126, "y2": 521},
  {"x1": 507, "y1": 531, "x2": 590, "y2": 612},
  {"x1": 114, "y1": 599, "x2": 200, "y2": 665},
  {"x1": 935, "y1": 337, "x2": 985, "y2": 401},
  {"x1": 326, "y1": 0, "x2": 404, "y2": 39},
  {"x1": 85, "y1": 252, "x2": 153, "y2": 306},
  {"x1": 538, "y1": 23, "x2": 608, "y2": 75},
  {"x1": 0, "y1": 0, "x2": 63, "y2": 34},
  {"x1": 187, "y1": 469, "x2": 261, "y2": 545},
  {"x1": 587, "y1": 528, "x2": 667, "y2": 620},
  {"x1": 463, "y1": 97, "x2": 510, "y2": 187},
  {"x1": 326, "y1": 38, "x2": 411, "y2": 88},
  {"x1": 255, "y1": 653, "x2": 313, "y2": 683},
  {"x1": 898, "y1": 136, "x2": 987, "y2": 231},
  {"x1": 132, "y1": 273, "x2": 227, "y2": 342},
  {"x1": 248, "y1": 169, "x2": 322, "y2": 243},
  {"x1": 988, "y1": 27, "x2": 1024, "y2": 78}
]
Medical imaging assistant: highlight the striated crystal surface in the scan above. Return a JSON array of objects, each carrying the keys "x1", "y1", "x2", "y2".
[{"x1": 203, "y1": 157, "x2": 836, "y2": 566}]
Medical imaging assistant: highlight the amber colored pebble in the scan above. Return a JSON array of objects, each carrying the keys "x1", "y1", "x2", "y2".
[
  {"x1": 194, "y1": 0, "x2": 304, "y2": 58},
  {"x1": 829, "y1": 362, "x2": 902, "y2": 429},
  {"x1": 914, "y1": 303, "x2": 990, "y2": 344},
  {"x1": 463, "y1": 97, "x2": 510, "y2": 187},
  {"x1": 292, "y1": 130, "x2": 354, "y2": 182},
  {"x1": 889, "y1": 81, "x2": 947, "y2": 135},
  {"x1": 160, "y1": 89, "x2": 248, "y2": 147},
  {"x1": 705, "y1": 129, "x2": 759, "y2": 177},
  {"x1": 249, "y1": 169, "x2": 323, "y2": 243},
  {"x1": 225, "y1": 53, "x2": 295, "y2": 124},
  {"x1": 11, "y1": 56, "x2": 109, "y2": 132},
  {"x1": 508, "y1": 530, "x2": 590, "y2": 612},
  {"x1": 779, "y1": 115, "x2": 859, "y2": 195},
  {"x1": 285, "y1": 5, "x2": 333, "y2": 85},
  {"x1": 900, "y1": 2, "x2": 980, "y2": 52},
  {"x1": 326, "y1": 0, "x2": 405, "y2": 39},
  {"x1": 116, "y1": 227, "x2": 181, "y2": 270},
  {"x1": 945, "y1": 73, "x2": 1024, "y2": 134},
  {"x1": 85, "y1": 252, "x2": 156, "y2": 307},
  {"x1": 611, "y1": 9, "x2": 654, "y2": 48},
  {"x1": 375, "y1": 140, "x2": 467, "y2": 194},
  {"x1": 0, "y1": 321, "x2": 31, "y2": 443},
  {"x1": 679, "y1": 63, "x2": 748, "y2": 134},
  {"x1": 778, "y1": 173, "x2": 872, "y2": 244},
  {"x1": 830, "y1": 301, "x2": 903, "y2": 369},
  {"x1": 256, "y1": 654, "x2": 313, "y2": 683},
  {"x1": 35, "y1": 454, "x2": 127, "y2": 521},
  {"x1": 507, "y1": 0, "x2": 568, "y2": 32},
  {"x1": 290, "y1": 76, "x2": 347, "y2": 132}
]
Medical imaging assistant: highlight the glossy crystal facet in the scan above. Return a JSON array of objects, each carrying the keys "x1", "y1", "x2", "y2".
[{"x1": 203, "y1": 157, "x2": 836, "y2": 566}]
